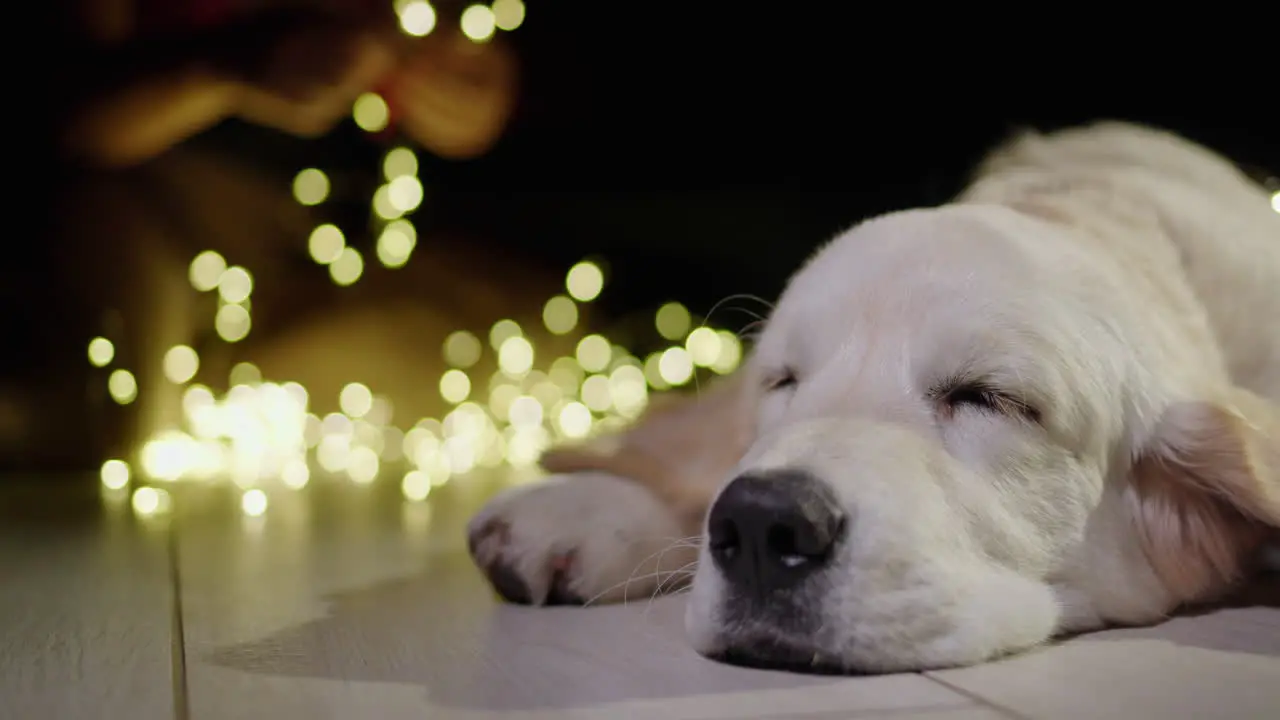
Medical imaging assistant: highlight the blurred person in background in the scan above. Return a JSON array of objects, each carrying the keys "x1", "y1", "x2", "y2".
[{"x1": 9, "y1": 0, "x2": 532, "y2": 473}]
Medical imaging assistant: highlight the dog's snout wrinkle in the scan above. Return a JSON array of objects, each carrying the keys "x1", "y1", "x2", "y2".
[{"x1": 707, "y1": 469, "x2": 846, "y2": 596}]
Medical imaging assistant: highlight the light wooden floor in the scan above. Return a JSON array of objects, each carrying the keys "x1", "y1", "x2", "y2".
[{"x1": 4, "y1": 475, "x2": 1279, "y2": 720}]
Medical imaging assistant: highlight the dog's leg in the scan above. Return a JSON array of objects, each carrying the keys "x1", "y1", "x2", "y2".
[{"x1": 467, "y1": 471, "x2": 699, "y2": 605}]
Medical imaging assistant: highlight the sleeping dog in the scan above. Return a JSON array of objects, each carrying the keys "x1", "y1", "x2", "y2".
[{"x1": 468, "y1": 121, "x2": 1280, "y2": 673}]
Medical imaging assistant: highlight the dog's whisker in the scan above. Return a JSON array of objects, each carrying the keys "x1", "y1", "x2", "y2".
[{"x1": 583, "y1": 535, "x2": 701, "y2": 608}]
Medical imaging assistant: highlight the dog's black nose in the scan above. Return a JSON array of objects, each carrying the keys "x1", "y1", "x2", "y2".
[{"x1": 707, "y1": 469, "x2": 845, "y2": 594}]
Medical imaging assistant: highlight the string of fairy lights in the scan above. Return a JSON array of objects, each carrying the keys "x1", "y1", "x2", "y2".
[{"x1": 88, "y1": 0, "x2": 747, "y2": 520}]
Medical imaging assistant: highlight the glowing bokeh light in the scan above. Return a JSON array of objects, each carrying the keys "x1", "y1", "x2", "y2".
[
  {"x1": 189, "y1": 250, "x2": 227, "y2": 291},
  {"x1": 398, "y1": 0, "x2": 437, "y2": 36},
  {"x1": 444, "y1": 331, "x2": 483, "y2": 368},
  {"x1": 100, "y1": 459, "x2": 130, "y2": 490},
  {"x1": 87, "y1": 336, "x2": 114, "y2": 367},
  {"x1": 217, "y1": 266, "x2": 253, "y2": 304},
  {"x1": 541, "y1": 295, "x2": 578, "y2": 335},
  {"x1": 353, "y1": 93, "x2": 390, "y2": 132},
  {"x1": 340, "y1": 382, "x2": 375, "y2": 418},
  {"x1": 498, "y1": 336, "x2": 535, "y2": 375},
  {"x1": 292, "y1": 168, "x2": 329, "y2": 205},
  {"x1": 565, "y1": 261, "x2": 604, "y2": 302},
  {"x1": 492, "y1": 0, "x2": 526, "y2": 31},
  {"x1": 163, "y1": 345, "x2": 200, "y2": 384},
  {"x1": 308, "y1": 224, "x2": 345, "y2": 264},
  {"x1": 214, "y1": 304, "x2": 251, "y2": 342},
  {"x1": 402, "y1": 470, "x2": 431, "y2": 500},
  {"x1": 383, "y1": 147, "x2": 418, "y2": 180},
  {"x1": 655, "y1": 302, "x2": 691, "y2": 340},
  {"x1": 488, "y1": 319, "x2": 522, "y2": 350},
  {"x1": 329, "y1": 247, "x2": 364, "y2": 286},
  {"x1": 241, "y1": 488, "x2": 268, "y2": 516},
  {"x1": 108, "y1": 369, "x2": 138, "y2": 404},
  {"x1": 376, "y1": 226, "x2": 414, "y2": 268},
  {"x1": 686, "y1": 326, "x2": 721, "y2": 366},
  {"x1": 440, "y1": 369, "x2": 472, "y2": 404},
  {"x1": 460, "y1": 4, "x2": 496, "y2": 41},
  {"x1": 575, "y1": 334, "x2": 611, "y2": 372}
]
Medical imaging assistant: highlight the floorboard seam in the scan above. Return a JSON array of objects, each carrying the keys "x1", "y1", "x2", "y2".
[
  {"x1": 167, "y1": 522, "x2": 191, "y2": 720},
  {"x1": 920, "y1": 673, "x2": 1027, "y2": 719}
]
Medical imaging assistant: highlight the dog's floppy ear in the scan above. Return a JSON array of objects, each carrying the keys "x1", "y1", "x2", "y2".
[
  {"x1": 1128, "y1": 386, "x2": 1280, "y2": 602},
  {"x1": 540, "y1": 371, "x2": 758, "y2": 531}
]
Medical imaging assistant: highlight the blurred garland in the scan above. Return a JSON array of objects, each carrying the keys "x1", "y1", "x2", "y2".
[{"x1": 90, "y1": 0, "x2": 748, "y2": 520}]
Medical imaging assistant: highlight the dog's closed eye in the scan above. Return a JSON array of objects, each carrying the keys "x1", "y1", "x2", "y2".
[
  {"x1": 937, "y1": 382, "x2": 1041, "y2": 424},
  {"x1": 765, "y1": 369, "x2": 798, "y2": 393}
]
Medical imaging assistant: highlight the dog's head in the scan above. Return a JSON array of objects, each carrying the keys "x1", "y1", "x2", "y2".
[{"x1": 548, "y1": 204, "x2": 1280, "y2": 673}]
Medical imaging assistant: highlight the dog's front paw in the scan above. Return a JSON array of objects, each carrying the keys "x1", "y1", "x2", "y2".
[{"x1": 467, "y1": 472, "x2": 696, "y2": 606}]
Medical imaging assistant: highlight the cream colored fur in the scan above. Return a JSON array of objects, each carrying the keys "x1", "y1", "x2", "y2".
[{"x1": 467, "y1": 121, "x2": 1280, "y2": 672}]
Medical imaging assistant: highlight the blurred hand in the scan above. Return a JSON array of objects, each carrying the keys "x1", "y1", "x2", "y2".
[
  {"x1": 232, "y1": 12, "x2": 397, "y2": 137},
  {"x1": 388, "y1": 29, "x2": 519, "y2": 159}
]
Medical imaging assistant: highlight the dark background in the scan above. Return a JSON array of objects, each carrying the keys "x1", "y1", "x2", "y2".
[
  {"x1": 13, "y1": 2, "x2": 1279, "y2": 474},
  {"x1": 31, "y1": 4, "x2": 1280, "y2": 319}
]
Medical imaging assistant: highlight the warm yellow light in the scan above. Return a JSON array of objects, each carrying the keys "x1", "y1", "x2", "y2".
[
  {"x1": 87, "y1": 336, "x2": 114, "y2": 367},
  {"x1": 556, "y1": 401, "x2": 592, "y2": 438},
  {"x1": 549, "y1": 356, "x2": 585, "y2": 392},
  {"x1": 140, "y1": 430, "x2": 200, "y2": 481},
  {"x1": 214, "y1": 303, "x2": 251, "y2": 342},
  {"x1": 189, "y1": 250, "x2": 227, "y2": 291},
  {"x1": 659, "y1": 346, "x2": 694, "y2": 385},
  {"x1": 1272, "y1": 191, "x2": 1280, "y2": 213},
  {"x1": 655, "y1": 301, "x2": 691, "y2": 340},
  {"x1": 460, "y1": 4, "x2": 496, "y2": 41},
  {"x1": 100, "y1": 459, "x2": 130, "y2": 490},
  {"x1": 487, "y1": 383, "x2": 520, "y2": 421},
  {"x1": 609, "y1": 364, "x2": 648, "y2": 416},
  {"x1": 308, "y1": 224, "x2": 345, "y2": 264},
  {"x1": 217, "y1": 266, "x2": 253, "y2": 304},
  {"x1": 241, "y1": 488, "x2": 268, "y2": 516},
  {"x1": 535, "y1": 376, "x2": 565, "y2": 409},
  {"x1": 131, "y1": 486, "x2": 170, "y2": 517},
  {"x1": 541, "y1": 295, "x2": 578, "y2": 335},
  {"x1": 383, "y1": 147, "x2": 418, "y2": 180},
  {"x1": 686, "y1": 326, "x2": 721, "y2": 366},
  {"x1": 388, "y1": 175, "x2": 424, "y2": 213},
  {"x1": 386, "y1": 219, "x2": 417, "y2": 243},
  {"x1": 229, "y1": 361, "x2": 261, "y2": 386},
  {"x1": 372, "y1": 185, "x2": 403, "y2": 220},
  {"x1": 108, "y1": 369, "x2": 138, "y2": 404},
  {"x1": 575, "y1": 334, "x2": 611, "y2": 372},
  {"x1": 281, "y1": 458, "x2": 310, "y2": 489},
  {"x1": 163, "y1": 345, "x2": 199, "y2": 384},
  {"x1": 293, "y1": 168, "x2": 329, "y2": 205},
  {"x1": 353, "y1": 92, "x2": 390, "y2": 132},
  {"x1": 492, "y1": 0, "x2": 525, "y2": 30},
  {"x1": 643, "y1": 351, "x2": 669, "y2": 389},
  {"x1": 347, "y1": 446, "x2": 380, "y2": 484},
  {"x1": 565, "y1": 261, "x2": 604, "y2": 302},
  {"x1": 488, "y1": 319, "x2": 522, "y2": 350},
  {"x1": 507, "y1": 395, "x2": 543, "y2": 427},
  {"x1": 340, "y1": 382, "x2": 374, "y2": 418},
  {"x1": 398, "y1": 0, "x2": 436, "y2": 36},
  {"x1": 439, "y1": 369, "x2": 472, "y2": 404},
  {"x1": 711, "y1": 330, "x2": 742, "y2": 374},
  {"x1": 402, "y1": 470, "x2": 431, "y2": 500},
  {"x1": 444, "y1": 330, "x2": 483, "y2": 368},
  {"x1": 580, "y1": 374, "x2": 611, "y2": 412},
  {"x1": 498, "y1": 335, "x2": 534, "y2": 375},
  {"x1": 329, "y1": 247, "x2": 364, "y2": 286},
  {"x1": 376, "y1": 226, "x2": 414, "y2": 268}
]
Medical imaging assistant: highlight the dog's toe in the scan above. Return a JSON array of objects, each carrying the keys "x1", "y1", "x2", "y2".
[{"x1": 487, "y1": 561, "x2": 535, "y2": 604}]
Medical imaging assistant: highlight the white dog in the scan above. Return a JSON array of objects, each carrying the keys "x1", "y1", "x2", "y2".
[{"x1": 467, "y1": 121, "x2": 1280, "y2": 673}]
